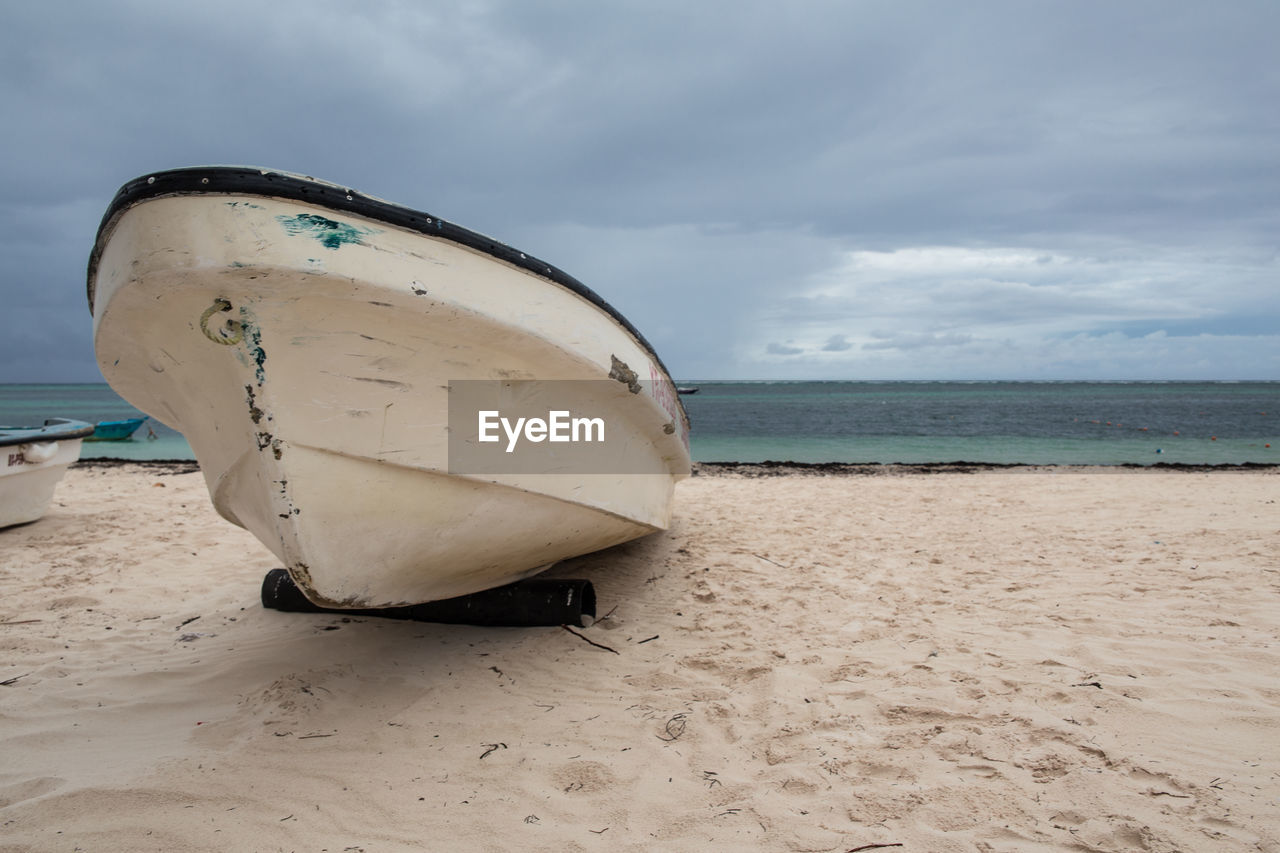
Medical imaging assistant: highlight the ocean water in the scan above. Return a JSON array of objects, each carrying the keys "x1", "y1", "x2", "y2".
[
  {"x1": 1, "y1": 381, "x2": 1276, "y2": 466},
  {"x1": 0, "y1": 384, "x2": 191, "y2": 461},
  {"x1": 679, "y1": 381, "x2": 1278, "y2": 465}
]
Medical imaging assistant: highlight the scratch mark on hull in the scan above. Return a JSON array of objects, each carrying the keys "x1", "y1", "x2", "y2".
[{"x1": 322, "y1": 372, "x2": 411, "y2": 392}]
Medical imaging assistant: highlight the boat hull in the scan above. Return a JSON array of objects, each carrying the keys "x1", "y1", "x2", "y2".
[
  {"x1": 86, "y1": 417, "x2": 147, "y2": 441},
  {"x1": 1, "y1": 420, "x2": 94, "y2": 528},
  {"x1": 89, "y1": 169, "x2": 690, "y2": 607}
]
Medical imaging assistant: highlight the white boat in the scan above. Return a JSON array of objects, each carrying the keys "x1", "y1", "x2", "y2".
[
  {"x1": 0, "y1": 419, "x2": 95, "y2": 528},
  {"x1": 88, "y1": 167, "x2": 691, "y2": 608}
]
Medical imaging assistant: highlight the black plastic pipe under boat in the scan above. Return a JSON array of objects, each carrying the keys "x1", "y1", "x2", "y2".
[{"x1": 260, "y1": 569, "x2": 596, "y2": 628}]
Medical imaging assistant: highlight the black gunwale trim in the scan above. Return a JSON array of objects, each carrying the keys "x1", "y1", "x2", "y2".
[
  {"x1": 86, "y1": 166, "x2": 683, "y2": 394},
  {"x1": 0, "y1": 418, "x2": 96, "y2": 447}
]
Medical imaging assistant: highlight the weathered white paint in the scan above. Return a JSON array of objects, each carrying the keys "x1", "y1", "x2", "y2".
[
  {"x1": 1, "y1": 436, "x2": 86, "y2": 529},
  {"x1": 91, "y1": 191, "x2": 690, "y2": 607}
]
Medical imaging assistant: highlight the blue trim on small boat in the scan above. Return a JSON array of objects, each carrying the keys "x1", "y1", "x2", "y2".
[
  {"x1": 0, "y1": 418, "x2": 97, "y2": 448},
  {"x1": 86, "y1": 417, "x2": 148, "y2": 442}
]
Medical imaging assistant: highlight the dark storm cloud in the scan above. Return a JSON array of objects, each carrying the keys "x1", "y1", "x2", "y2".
[{"x1": 2, "y1": 0, "x2": 1277, "y2": 381}]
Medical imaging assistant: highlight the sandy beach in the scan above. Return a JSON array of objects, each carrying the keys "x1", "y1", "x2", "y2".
[{"x1": 1, "y1": 463, "x2": 1277, "y2": 852}]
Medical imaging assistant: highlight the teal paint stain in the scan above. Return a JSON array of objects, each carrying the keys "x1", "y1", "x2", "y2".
[
  {"x1": 239, "y1": 307, "x2": 267, "y2": 384},
  {"x1": 275, "y1": 213, "x2": 375, "y2": 250}
]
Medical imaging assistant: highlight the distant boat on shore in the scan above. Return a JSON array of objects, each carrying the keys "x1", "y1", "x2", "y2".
[
  {"x1": 88, "y1": 166, "x2": 691, "y2": 609},
  {"x1": 86, "y1": 416, "x2": 148, "y2": 442},
  {"x1": 0, "y1": 418, "x2": 95, "y2": 528}
]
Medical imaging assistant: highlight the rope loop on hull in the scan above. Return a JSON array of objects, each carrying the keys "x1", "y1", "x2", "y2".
[{"x1": 199, "y1": 298, "x2": 243, "y2": 345}]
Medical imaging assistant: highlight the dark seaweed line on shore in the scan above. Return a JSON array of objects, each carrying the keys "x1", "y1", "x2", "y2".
[
  {"x1": 693, "y1": 460, "x2": 1279, "y2": 476},
  {"x1": 73, "y1": 458, "x2": 200, "y2": 475},
  {"x1": 71, "y1": 458, "x2": 1278, "y2": 476}
]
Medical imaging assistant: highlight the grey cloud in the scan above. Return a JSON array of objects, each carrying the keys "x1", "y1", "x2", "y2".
[
  {"x1": 863, "y1": 332, "x2": 976, "y2": 352},
  {"x1": 2, "y1": 1, "x2": 1277, "y2": 382},
  {"x1": 822, "y1": 335, "x2": 853, "y2": 352}
]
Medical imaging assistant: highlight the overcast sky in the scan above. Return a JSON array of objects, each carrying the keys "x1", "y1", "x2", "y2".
[{"x1": 3, "y1": 0, "x2": 1277, "y2": 382}]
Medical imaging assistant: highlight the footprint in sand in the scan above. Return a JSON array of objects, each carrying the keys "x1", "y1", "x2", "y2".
[{"x1": 0, "y1": 776, "x2": 64, "y2": 808}]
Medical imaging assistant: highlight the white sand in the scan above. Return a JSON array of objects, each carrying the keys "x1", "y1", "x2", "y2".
[{"x1": 1, "y1": 464, "x2": 1277, "y2": 852}]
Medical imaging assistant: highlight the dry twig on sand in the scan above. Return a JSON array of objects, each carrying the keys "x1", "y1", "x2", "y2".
[{"x1": 561, "y1": 625, "x2": 619, "y2": 654}]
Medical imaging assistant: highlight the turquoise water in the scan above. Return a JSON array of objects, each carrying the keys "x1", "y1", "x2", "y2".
[
  {"x1": 690, "y1": 433, "x2": 1272, "y2": 466},
  {"x1": 1, "y1": 381, "x2": 1276, "y2": 465},
  {"x1": 679, "y1": 381, "x2": 1279, "y2": 465},
  {"x1": 0, "y1": 384, "x2": 191, "y2": 461}
]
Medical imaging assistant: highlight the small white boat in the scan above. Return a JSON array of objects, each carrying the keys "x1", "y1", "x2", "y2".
[
  {"x1": 89, "y1": 167, "x2": 691, "y2": 608},
  {"x1": 0, "y1": 419, "x2": 95, "y2": 528}
]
